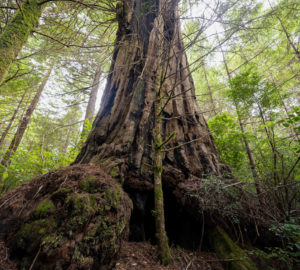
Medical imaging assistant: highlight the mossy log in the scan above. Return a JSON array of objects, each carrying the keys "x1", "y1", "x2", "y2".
[
  {"x1": 0, "y1": 0, "x2": 43, "y2": 85},
  {"x1": 0, "y1": 164, "x2": 132, "y2": 270}
]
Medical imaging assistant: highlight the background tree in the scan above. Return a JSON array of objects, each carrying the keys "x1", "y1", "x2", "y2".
[{"x1": 0, "y1": 0, "x2": 44, "y2": 84}]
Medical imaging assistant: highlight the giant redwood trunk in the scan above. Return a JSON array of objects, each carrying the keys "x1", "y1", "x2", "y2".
[
  {"x1": 75, "y1": 0, "x2": 224, "y2": 186},
  {"x1": 73, "y1": 0, "x2": 252, "y2": 253},
  {"x1": 73, "y1": 1, "x2": 280, "y2": 260}
]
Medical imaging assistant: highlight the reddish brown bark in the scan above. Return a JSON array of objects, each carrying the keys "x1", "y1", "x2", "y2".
[{"x1": 75, "y1": 0, "x2": 225, "y2": 187}]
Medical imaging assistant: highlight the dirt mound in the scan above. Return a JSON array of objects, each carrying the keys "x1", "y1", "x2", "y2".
[
  {"x1": 0, "y1": 164, "x2": 132, "y2": 270},
  {"x1": 113, "y1": 241, "x2": 224, "y2": 270}
]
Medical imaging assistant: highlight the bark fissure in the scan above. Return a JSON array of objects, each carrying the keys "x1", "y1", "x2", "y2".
[{"x1": 75, "y1": 0, "x2": 224, "y2": 184}]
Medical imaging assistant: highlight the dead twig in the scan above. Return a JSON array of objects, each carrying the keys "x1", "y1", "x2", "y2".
[{"x1": 29, "y1": 246, "x2": 41, "y2": 270}]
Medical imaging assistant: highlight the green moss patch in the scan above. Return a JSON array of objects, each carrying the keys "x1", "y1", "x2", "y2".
[
  {"x1": 35, "y1": 199, "x2": 55, "y2": 218},
  {"x1": 109, "y1": 166, "x2": 120, "y2": 178},
  {"x1": 18, "y1": 218, "x2": 57, "y2": 250},
  {"x1": 79, "y1": 176, "x2": 103, "y2": 193},
  {"x1": 105, "y1": 185, "x2": 123, "y2": 210},
  {"x1": 210, "y1": 226, "x2": 257, "y2": 270},
  {"x1": 0, "y1": 164, "x2": 132, "y2": 270}
]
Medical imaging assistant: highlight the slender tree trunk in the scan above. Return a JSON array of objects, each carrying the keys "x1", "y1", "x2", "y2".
[
  {"x1": 39, "y1": 134, "x2": 45, "y2": 172},
  {"x1": 268, "y1": 0, "x2": 300, "y2": 62},
  {"x1": 220, "y1": 43, "x2": 262, "y2": 195},
  {"x1": 153, "y1": 117, "x2": 171, "y2": 264},
  {"x1": 83, "y1": 64, "x2": 102, "y2": 132},
  {"x1": 1, "y1": 64, "x2": 53, "y2": 168},
  {"x1": 249, "y1": 118, "x2": 266, "y2": 162},
  {"x1": 0, "y1": 0, "x2": 44, "y2": 85},
  {"x1": 236, "y1": 108, "x2": 262, "y2": 195},
  {"x1": 63, "y1": 126, "x2": 72, "y2": 155},
  {"x1": 0, "y1": 90, "x2": 27, "y2": 150},
  {"x1": 151, "y1": 10, "x2": 171, "y2": 264},
  {"x1": 256, "y1": 103, "x2": 279, "y2": 185},
  {"x1": 202, "y1": 62, "x2": 217, "y2": 116},
  {"x1": 153, "y1": 79, "x2": 171, "y2": 264}
]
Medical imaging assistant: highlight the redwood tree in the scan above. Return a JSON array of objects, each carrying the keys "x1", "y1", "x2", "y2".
[
  {"x1": 0, "y1": 1, "x2": 280, "y2": 269},
  {"x1": 74, "y1": 0, "x2": 229, "y2": 263},
  {"x1": 75, "y1": 0, "x2": 224, "y2": 183}
]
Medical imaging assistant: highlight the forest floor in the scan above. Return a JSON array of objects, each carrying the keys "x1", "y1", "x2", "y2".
[
  {"x1": 113, "y1": 241, "x2": 224, "y2": 270},
  {"x1": 0, "y1": 239, "x2": 224, "y2": 270}
]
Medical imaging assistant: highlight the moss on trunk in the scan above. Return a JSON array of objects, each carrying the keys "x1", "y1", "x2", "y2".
[
  {"x1": 210, "y1": 226, "x2": 257, "y2": 270},
  {"x1": 0, "y1": 0, "x2": 43, "y2": 85}
]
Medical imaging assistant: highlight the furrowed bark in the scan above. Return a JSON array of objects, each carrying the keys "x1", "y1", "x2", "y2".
[
  {"x1": 0, "y1": 0, "x2": 43, "y2": 85},
  {"x1": 73, "y1": 2, "x2": 230, "y2": 260},
  {"x1": 75, "y1": 0, "x2": 224, "y2": 184}
]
